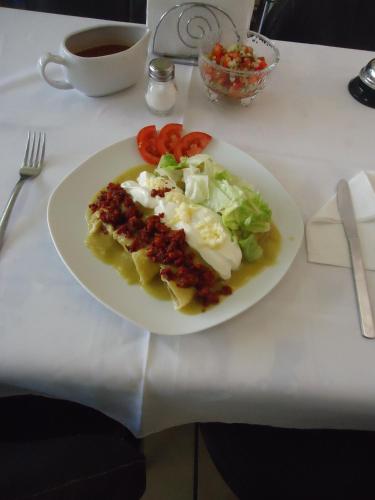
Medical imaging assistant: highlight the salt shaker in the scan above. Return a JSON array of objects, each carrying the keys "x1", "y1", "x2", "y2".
[{"x1": 145, "y1": 58, "x2": 177, "y2": 115}]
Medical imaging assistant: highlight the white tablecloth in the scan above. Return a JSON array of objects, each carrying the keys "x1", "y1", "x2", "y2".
[{"x1": 1, "y1": 7, "x2": 375, "y2": 437}]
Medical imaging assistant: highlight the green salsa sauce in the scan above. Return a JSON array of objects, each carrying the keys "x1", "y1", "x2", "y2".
[{"x1": 85, "y1": 164, "x2": 281, "y2": 314}]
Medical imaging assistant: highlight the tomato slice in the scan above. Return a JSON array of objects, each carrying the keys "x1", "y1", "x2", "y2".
[
  {"x1": 173, "y1": 132, "x2": 212, "y2": 161},
  {"x1": 136, "y1": 125, "x2": 160, "y2": 165},
  {"x1": 156, "y1": 123, "x2": 183, "y2": 156},
  {"x1": 137, "y1": 125, "x2": 156, "y2": 147}
]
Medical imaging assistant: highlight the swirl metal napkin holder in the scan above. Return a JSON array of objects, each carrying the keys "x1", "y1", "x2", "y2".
[{"x1": 151, "y1": 2, "x2": 240, "y2": 66}]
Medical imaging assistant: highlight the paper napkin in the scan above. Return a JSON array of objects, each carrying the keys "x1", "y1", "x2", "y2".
[{"x1": 306, "y1": 171, "x2": 375, "y2": 269}]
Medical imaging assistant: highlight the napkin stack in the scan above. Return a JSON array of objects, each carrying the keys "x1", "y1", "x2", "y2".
[
  {"x1": 147, "y1": 0, "x2": 255, "y2": 58},
  {"x1": 306, "y1": 171, "x2": 375, "y2": 269}
]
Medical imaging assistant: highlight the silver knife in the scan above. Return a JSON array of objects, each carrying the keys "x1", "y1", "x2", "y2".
[{"x1": 337, "y1": 179, "x2": 375, "y2": 339}]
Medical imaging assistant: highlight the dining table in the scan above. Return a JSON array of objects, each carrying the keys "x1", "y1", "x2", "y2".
[{"x1": 1, "y1": 6, "x2": 375, "y2": 438}]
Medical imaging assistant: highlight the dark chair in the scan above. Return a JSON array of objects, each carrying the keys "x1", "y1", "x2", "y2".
[
  {"x1": 200, "y1": 422, "x2": 375, "y2": 499},
  {"x1": 262, "y1": 0, "x2": 375, "y2": 51},
  {"x1": 196, "y1": 3, "x2": 375, "y2": 498},
  {"x1": 0, "y1": 395, "x2": 146, "y2": 500},
  {"x1": 1, "y1": 0, "x2": 147, "y2": 23}
]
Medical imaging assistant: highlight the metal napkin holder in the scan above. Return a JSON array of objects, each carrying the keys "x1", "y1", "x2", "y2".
[{"x1": 151, "y1": 2, "x2": 240, "y2": 66}]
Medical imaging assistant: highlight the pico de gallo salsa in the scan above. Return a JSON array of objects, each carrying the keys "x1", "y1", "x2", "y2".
[
  {"x1": 200, "y1": 42, "x2": 268, "y2": 99},
  {"x1": 209, "y1": 42, "x2": 267, "y2": 71}
]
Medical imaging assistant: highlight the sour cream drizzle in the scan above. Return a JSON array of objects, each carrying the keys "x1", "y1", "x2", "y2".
[{"x1": 121, "y1": 172, "x2": 242, "y2": 279}]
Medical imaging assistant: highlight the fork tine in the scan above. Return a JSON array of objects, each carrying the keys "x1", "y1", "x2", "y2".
[
  {"x1": 39, "y1": 133, "x2": 46, "y2": 167},
  {"x1": 21, "y1": 131, "x2": 46, "y2": 170},
  {"x1": 23, "y1": 131, "x2": 31, "y2": 167},
  {"x1": 29, "y1": 132, "x2": 36, "y2": 167},
  {"x1": 33, "y1": 133, "x2": 42, "y2": 168}
]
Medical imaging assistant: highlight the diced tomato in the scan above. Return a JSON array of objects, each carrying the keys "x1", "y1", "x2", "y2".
[
  {"x1": 217, "y1": 73, "x2": 229, "y2": 87},
  {"x1": 136, "y1": 125, "x2": 160, "y2": 165},
  {"x1": 241, "y1": 57, "x2": 253, "y2": 70},
  {"x1": 228, "y1": 51, "x2": 240, "y2": 64},
  {"x1": 232, "y1": 78, "x2": 243, "y2": 90},
  {"x1": 156, "y1": 123, "x2": 183, "y2": 156},
  {"x1": 212, "y1": 43, "x2": 225, "y2": 63},
  {"x1": 173, "y1": 132, "x2": 212, "y2": 161},
  {"x1": 220, "y1": 54, "x2": 231, "y2": 68},
  {"x1": 228, "y1": 77, "x2": 244, "y2": 98},
  {"x1": 256, "y1": 57, "x2": 267, "y2": 70},
  {"x1": 248, "y1": 75, "x2": 260, "y2": 84}
]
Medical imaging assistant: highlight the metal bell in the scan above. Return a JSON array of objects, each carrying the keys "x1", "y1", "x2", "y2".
[{"x1": 348, "y1": 58, "x2": 375, "y2": 108}]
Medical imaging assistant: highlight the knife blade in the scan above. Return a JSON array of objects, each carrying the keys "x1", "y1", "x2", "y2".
[{"x1": 337, "y1": 179, "x2": 375, "y2": 339}]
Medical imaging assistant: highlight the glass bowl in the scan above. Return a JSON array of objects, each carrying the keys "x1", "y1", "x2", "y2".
[{"x1": 198, "y1": 30, "x2": 280, "y2": 106}]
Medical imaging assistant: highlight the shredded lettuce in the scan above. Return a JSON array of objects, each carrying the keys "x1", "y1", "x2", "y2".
[
  {"x1": 220, "y1": 191, "x2": 272, "y2": 233},
  {"x1": 157, "y1": 154, "x2": 179, "y2": 170},
  {"x1": 190, "y1": 156, "x2": 272, "y2": 261},
  {"x1": 155, "y1": 153, "x2": 272, "y2": 262},
  {"x1": 155, "y1": 154, "x2": 186, "y2": 182},
  {"x1": 183, "y1": 167, "x2": 209, "y2": 203},
  {"x1": 184, "y1": 154, "x2": 211, "y2": 169},
  {"x1": 239, "y1": 234, "x2": 263, "y2": 262}
]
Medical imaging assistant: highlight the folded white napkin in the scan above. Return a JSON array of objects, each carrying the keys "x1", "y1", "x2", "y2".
[{"x1": 306, "y1": 171, "x2": 375, "y2": 269}]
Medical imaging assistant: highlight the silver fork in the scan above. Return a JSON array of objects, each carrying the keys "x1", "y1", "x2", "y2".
[{"x1": 0, "y1": 131, "x2": 46, "y2": 251}]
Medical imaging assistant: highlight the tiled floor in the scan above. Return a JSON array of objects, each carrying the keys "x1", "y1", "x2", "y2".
[{"x1": 142, "y1": 424, "x2": 237, "y2": 499}]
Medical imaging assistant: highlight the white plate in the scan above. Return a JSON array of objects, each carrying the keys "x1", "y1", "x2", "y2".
[{"x1": 48, "y1": 136, "x2": 303, "y2": 335}]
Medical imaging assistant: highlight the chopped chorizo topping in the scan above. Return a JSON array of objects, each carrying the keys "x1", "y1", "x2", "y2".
[
  {"x1": 90, "y1": 183, "x2": 232, "y2": 306},
  {"x1": 150, "y1": 187, "x2": 172, "y2": 198}
]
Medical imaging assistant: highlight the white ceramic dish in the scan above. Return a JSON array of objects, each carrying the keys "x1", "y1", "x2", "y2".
[
  {"x1": 47, "y1": 136, "x2": 303, "y2": 335},
  {"x1": 39, "y1": 24, "x2": 150, "y2": 96}
]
